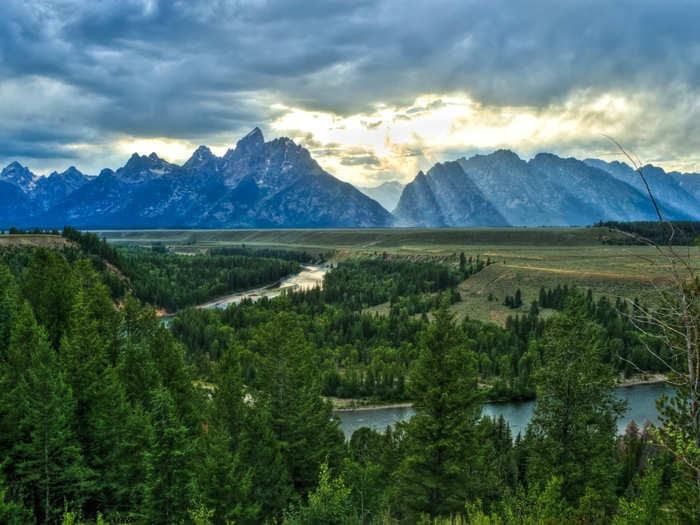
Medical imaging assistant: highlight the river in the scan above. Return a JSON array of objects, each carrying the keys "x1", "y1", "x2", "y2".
[
  {"x1": 335, "y1": 382, "x2": 671, "y2": 440},
  {"x1": 198, "y1": 264, "x2": 329, "y2": 310},
  {"x1": 161, "y1": 264, "x2": 329, "y2": 321}
]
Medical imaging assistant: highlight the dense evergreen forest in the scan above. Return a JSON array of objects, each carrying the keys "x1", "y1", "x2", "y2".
[
  {"x1": 61, "y1": 228, "x2": 304, "y2": 312},
  {"x1": 596, "y1": 220, "x2": 700, "y2": 245},
  {"x1": 0, "y1": 242, "x2": 698, "y2": 523}
]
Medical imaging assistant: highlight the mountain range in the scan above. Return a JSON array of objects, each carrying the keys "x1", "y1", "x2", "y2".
[
  {"x1": 2, "y1": 130, "x2": 699, "y2": 229},
  {"x1": 0, "y1": 128, "x2": 391, "y2": 229},
  {"x1": 394, "y1": 151, "x2": 700, "y2": 226},
  {"x1": 357, "y1": 181, "x2": 404, "y2": 212}
]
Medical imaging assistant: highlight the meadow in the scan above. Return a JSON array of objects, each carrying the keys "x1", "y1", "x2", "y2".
[{"x1": 96, "y1": 227, "x2": 700, "y2": 324}]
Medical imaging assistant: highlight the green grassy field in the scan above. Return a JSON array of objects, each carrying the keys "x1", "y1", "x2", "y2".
[
  {"x1": 96, "y1": 227, "x2": 699, "y2": 325},
  {"x1": 94, "y1": 226, "x2": 627, "y2": 250}
]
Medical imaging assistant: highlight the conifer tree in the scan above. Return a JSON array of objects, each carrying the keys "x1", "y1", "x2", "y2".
[
  {"x1": 9, "y1": 303, "x2": 93, "y2": 522},
  {"x1": 395, "y1": 299, "x2": 485, "y2": 519},
  {"x1": 143, "y1": 387, "x2": 196, "y2": 525},
  {"x1": 250, "y1": 313, "x2": 344, "y2": 495},
  {"x1": 526, "y1": 297, "x2": 625, "y2": 512},
  {"x1": 0, "y1": 264, "x2": 19, "y2": 352},
  {"x1": 21, "y1": 248, "x2": 75, "y2": 348}
]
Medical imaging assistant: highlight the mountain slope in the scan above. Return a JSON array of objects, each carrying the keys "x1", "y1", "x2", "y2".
[
  {"x1": 395, "y1": 152, "x2": 700, "y2": 227},
  {"x1": 0, "y1": 181, "x2": 37, "y2": 228},
  {"x1": 31, "y1": 167, "x2": 90, "y2": 211},
  {"x1": 25, "y1": 128, "x2": 393, "y2": 229},
  {"x1": 457, "y1": 150, "x2": 588, "y2": 226},
  {"x1": 357, "y1": 181, "x2": 404, "y2": 212},
  {"x1": 394, "y1": 162, "x2": 508, "y2": 226},
  {"x1": 0, "y1": 161, "x2": 38, "y2": 192},
  {"x1": 584, "y1": 159, "x2": 700, "y2": 220}
]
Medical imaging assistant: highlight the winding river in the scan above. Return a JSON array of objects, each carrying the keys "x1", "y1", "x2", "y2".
[
  {"x1": 335, "y1": 382, "x2": 671, "y2": 440},
  {"x1": 162, "y1": 266, "x2": 671, "y2": 443},
  {"x1": 199, "y1": 264, "x2": 329, "y2": 310},
  {"x1": 161, "y1": 264, "x2": 329, "y2": 321}
]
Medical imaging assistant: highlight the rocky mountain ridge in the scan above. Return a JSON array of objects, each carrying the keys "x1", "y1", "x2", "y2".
[
  {"x1": 0, "y1": 128, "x2": 392, "y2": 229},
  {"x1": 394, "y1": 151, "x2": 700, "y2": 226},
  {"x1": 3, "y1": 136, "x2": 700, "y2": 229}
]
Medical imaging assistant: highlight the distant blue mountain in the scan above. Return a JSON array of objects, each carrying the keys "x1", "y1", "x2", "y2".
[
  {"x1": 394, "y1": 151, "x2": 700, "y2": 226},
  {"x1": 3, "y1": 135, "x2": 700, "y2": 229},
  {"x1": 0, "y1": 128, "x2": 392, "y2": 229}
]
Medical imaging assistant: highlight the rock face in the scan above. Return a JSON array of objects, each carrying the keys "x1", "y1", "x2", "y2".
[
  {"x1": 357, "y1": 181, "x2": 405, "y2": 212},
  {"x1": 395, "y1": 151, "x2": 700, "y2": 227},
  {"x1": 1, "y1": 128, "x2": 393, "y2": 229},
  {"x1": 4, "y1": 137, "x2": 700, "y2": 229},
  {"x1": 394, "y1": 162, "x2": 507, "y2": 226},
  {"x1": 1, "y1": 161, "x2": 38, "y2": 193}
]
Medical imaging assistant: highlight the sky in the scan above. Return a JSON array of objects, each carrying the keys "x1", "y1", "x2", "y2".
[{"x1": 1, "y1": 0, "x2": 700, "y2": 186}]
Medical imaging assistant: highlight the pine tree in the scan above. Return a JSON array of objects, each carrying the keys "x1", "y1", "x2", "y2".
[
  {"x1": 143, "y1": 387, "x2": 196, "y2": 525},
  {"x1": 282, "y1": 463, "x2": 359, "y2": 525},
  {"x1": 21, "y1": 248, "x2": 76, "y2": 348},
  {"x1": 526, "y1": 297, "x2": 625, "y2": 511},
  {"x1": 196, "y1": 347, "x2": 285, "y2": 524},
  {"x1": 395, "y1": 299, "x2": 485, "y2": 519},
  {"x1": 250, "y1": 313, "x2": 344, "y2": 495},
  {"x1": 9, "y1": 303, "x2": 93, "y2": 522},
  {"x1": 0, "y1": 264, "x2": 19, "y2": 352}
]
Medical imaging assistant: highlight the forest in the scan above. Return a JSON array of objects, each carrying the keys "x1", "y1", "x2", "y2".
[
  {"x1": 596, "y1": 221, "x2": 700, "y2": 245},
  {"x1": 0, "y1": 240, "x2": 698, "y2": 524}
]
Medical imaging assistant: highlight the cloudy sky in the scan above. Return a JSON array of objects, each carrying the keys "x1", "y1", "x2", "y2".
[{"x1": 1, "y1": 0, "x2": 699, "y2": 185}]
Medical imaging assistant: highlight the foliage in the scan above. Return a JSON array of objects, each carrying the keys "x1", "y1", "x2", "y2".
[
  {"x1": 0, "y1": 241, "x2": 693, "y2": 524},
  {"x1": 525, "y1": 298, "x2": 626, "y2": 513}
]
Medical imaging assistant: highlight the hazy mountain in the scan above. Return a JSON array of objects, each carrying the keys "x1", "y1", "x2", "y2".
[
  {"x1": 357, "y1": 181, "x2": 404, "y2": 211},
  {"x1": 31, "y1": 167, "x2": 90, "y2": 211},
  {"x1": 393, "y1": 161, "x2": 507, "y2": 226},
  {"x1": 673, "y1": 170, "x2": 700, "y2": 202},
  {"x1": 5, "y1": 139, "x2": 700, "y2": 229},
  {"x1": 456, "y1": 150, "x2": 588, "y2": 226},
  {"x1": 584, "y1": 159, "x2": 700, "y2": 220},
  {"x1": 3, "y1": 128, "x2": 392, "y2": 229},
  {"x1": 0, "y1": 181, "x2": 36, "y2": 228},
  {"x1": 395, "y1": 152, "x2": 700, "y2": 227}
]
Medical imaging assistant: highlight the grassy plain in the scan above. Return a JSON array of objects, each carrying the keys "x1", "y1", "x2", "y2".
[{"x1": 96, "y1": 227, "x2": 700, "y2": 325}]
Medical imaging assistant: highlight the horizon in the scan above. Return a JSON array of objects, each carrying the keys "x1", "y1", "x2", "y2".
[
  {"x1": 3, "y1": 129, "x2": 693, "y2": 184},
  {"x1": 2, "y1": 1, "x2": 700, "y2": 185}
]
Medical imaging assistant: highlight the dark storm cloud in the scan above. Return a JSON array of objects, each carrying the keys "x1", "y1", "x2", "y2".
[{"x1": 1, "y1": 0, "x2": 699, "y2": 169}]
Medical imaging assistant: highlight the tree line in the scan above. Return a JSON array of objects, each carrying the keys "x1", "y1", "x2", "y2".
[{"x1": 0, "y1": 246, "x2": 696, "y2": 523}]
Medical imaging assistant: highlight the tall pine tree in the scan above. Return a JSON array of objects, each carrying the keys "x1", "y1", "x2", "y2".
[{"x1": 395, "y1": 299, "x2": 485, "y2": 520}]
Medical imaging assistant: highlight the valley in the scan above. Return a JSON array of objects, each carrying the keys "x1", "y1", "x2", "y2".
[{"x1": 96, "y1": 226, "x2": 700, "y2": 324}]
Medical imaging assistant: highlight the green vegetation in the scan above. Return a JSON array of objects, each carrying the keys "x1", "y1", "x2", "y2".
[
  {"x1": 62, "y1": 227, "x2": 303, "y2": 312},
  {"x1": 0, "y1": 231, "x2": 697, "y2": 524},
  {"x1": 172, "y1": 260, "x2": 673, "y2": 402},
  {"x1": 116, "y1": 246, "x2": 300, "y2": 312},
  {"x1": 597, "y1": 220, "x2": 700, "y2": 245}
]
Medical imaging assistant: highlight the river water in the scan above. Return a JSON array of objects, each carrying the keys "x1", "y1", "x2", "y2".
[
  {"x1": 336, "y1": 382, "x2": 671, "y2": 440},
  {"x1": 199, "y1": 264, "x2": 328, "y2": 310},
  {"x1": 160, "y1": 265, "x2": 329, "y2": 322}
]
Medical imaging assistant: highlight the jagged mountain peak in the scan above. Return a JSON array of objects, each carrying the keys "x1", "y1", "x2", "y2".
[
  {"x1": 235, "y1": 127, "x2": 265, "y2": 152},
  {"x1": 124, "y1": 152, "x2": 170, "y2": 171},
  {"x1": 1, "y1": 160, "x2": 38, "y2": 192},
  {"x1": 184, "y1": 145, "x2": 218, "y2": 169},
  {"x1": 4, "y1": 160, "x2": 25, "y2": 170},
  {"x1": 461, "y1": 149, "x2": 522, "y2": 164},
  {"x1": 48, "y1": 166, "x2": 84, "y2": 178}
]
